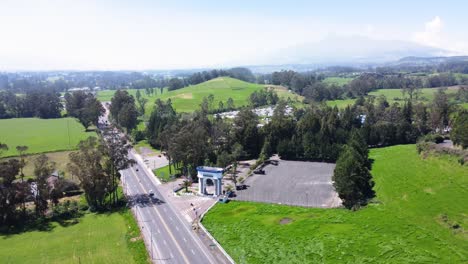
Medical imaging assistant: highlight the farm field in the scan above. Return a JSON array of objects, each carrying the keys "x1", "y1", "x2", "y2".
[
  {"x1": 203, "y1": 145, "x2": 468, "y2": 263},
  {"x1": 0, "y1": 118, "x2": 95, "y2": 157},
  {"x1": 97, "y1": 77, "x2": 264, "y2": 115},
  {"x1": 327, "y1": 87, "x2": 460, "y2": 108},
  {"x1": 0, "y1": 210, "x2": 148, "y2": 264}
]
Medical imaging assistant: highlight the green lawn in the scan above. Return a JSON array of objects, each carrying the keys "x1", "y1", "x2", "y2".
[
  {"x1": 323, "y1": 77, "x2": 354, "y2": 86},
  {"x1": 327, "y1": 87, "x2": 460, "y2": 108},
  {"x1": 0, "y1": 118, "x2": 95, "y2": 158},
  {"x1": 203, "y1": 145, "x2": 468, "y2": 263},
  {"x1": 153, "y1": 164, "x2": 178, "y2": 182},
  {"x1": 97, "y1": 77, "x2": 264, "y2": 115},
  {"x1": 0, "y1": 210, "x2": 148, "y2": 264}
]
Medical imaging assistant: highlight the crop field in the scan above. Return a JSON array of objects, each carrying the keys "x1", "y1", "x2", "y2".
[
  {"x1": 97, "y1": 77, "x2": 264, "y2": 115},
  {"x1": 0, "y1": 210, "x2": 148, "y2": 264},
  {"x1": 0, "y1": 118, "x2": 95, "y2": 158},
  {"x1": 203, "y1": 145, "x2": 468, "y2": 263},
  {"x1": 327, "y1": 87, "x2": 460, "y2": 108}
]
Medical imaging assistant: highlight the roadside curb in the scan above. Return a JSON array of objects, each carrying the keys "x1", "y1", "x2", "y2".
[
  {"x1": 132, "y1": 150, "x2": 162, "y2": 185},
  {"x1": 198, "y1": 202, "x2": 236, "y2": 264}
]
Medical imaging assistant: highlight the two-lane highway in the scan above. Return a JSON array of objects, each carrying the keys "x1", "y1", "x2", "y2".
[{"x1": 122, "y1": 151, "x2": 218, "y2": 264}]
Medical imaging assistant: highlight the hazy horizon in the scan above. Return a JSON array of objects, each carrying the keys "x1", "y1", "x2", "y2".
[{"x1": 1, "y1": 0, "x2": 468, "y2": 71}]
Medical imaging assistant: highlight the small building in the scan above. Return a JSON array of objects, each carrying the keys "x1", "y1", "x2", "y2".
[{"x1": 197, "y1": 166, "x2": 224, "y2": 196}]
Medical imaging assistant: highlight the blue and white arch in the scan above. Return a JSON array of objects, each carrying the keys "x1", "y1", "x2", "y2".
[{"x1": 197, "y1": 166, "x2": 224, "y2": 196}]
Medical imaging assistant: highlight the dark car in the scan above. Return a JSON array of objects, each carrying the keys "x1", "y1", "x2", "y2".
[
  {"x1": 236, "y1": 184, "x2": 247, "y2": 191},
  {"x1": 253, "y1": 169, "x2": 265, "y2": 174}
]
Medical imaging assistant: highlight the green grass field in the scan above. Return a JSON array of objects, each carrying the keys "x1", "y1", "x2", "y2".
[
  {"x1": 153, "y1": 164, "x2": 177, "y2": 182},
  {"x1": 322, "y1": 77, "x2": 354, "y2": 86},
  {"x1": 97, "y1": 77, "x2": 264, "y2": 115},
  {"x1": 327, "y1": 87, "x2": 460, "y2": 108},
  {"x1": 0, "y1": 118, "x2": 95, "y2": 158},
  {"x1": 0, "y1": 210, "x2": 148, "y2": 264},
  {"x1": 203, "y1": 145, "x2": 468, "y2": 263}
]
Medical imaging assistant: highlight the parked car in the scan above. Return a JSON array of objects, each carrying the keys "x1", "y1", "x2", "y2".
[
  {"x1": 254, "y1": 169, "x2": 265, "y2": 174},
  {"x1": 149, "y1": 190, "x2": 154, "y2": 197},
  {"x1": 236, "y1": 184, "x2": 247, "y2": 191}
]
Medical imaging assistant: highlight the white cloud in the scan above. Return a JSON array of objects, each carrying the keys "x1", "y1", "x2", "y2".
[{"x1": 413, "y1": 16, "x2": 443, "y2": 47}]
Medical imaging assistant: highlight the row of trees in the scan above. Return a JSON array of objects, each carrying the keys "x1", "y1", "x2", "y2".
[
  {"x1": 0, "y1": 89, "x2": 62, "y2": 119},
  {"x1": 0, "y1": 144, "x2": 79, "y2": 225}
]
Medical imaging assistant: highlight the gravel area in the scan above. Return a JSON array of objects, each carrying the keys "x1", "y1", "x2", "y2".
[{"x1": 234, "y1": 160, "x2": 342, "y2": 208}]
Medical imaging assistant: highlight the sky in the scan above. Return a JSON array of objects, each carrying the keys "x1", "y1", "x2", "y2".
[{"x1": 0, "y1": 0, "x2": 467, "y2": 70}]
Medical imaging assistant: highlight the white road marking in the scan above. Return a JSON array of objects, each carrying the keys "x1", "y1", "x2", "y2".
[
  {"x1": 191, "y1": 249, "x2": 195, "y2": 255},
  {"x1": 163, "y1": 240, "x2": 167, "y2": 245},
  {"x1": 157, "y1": 228, "x2": 160, "y2": 234},
  {"x1": 175, "y1": 226, "x2": 179, "y2": 231},
  {"x1": 183, "y1": 237, "x2": 187, "y2": 242}
]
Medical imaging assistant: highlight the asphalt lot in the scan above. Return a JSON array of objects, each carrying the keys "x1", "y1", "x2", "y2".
[{"x1": 234, "y1": 160, "x2": 342, "y2": 208}]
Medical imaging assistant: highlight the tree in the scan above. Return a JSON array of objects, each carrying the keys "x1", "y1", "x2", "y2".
[
  {"x1": 118, "y1": 102, "x2": 138, "y2": 131},
  {"x1": 100, "y1": 131, "x2": 135, "y2": 205},
  {"x1": 451, "y1": 110, "x2": 468, "y2": 149},
  {"x1": 33, "y1": 154, "x2": 55, "y2": 217},
  {"x1": 182, "y1": 180, "x2": 192, "y2": 192},
  {"x1": 333, "y1": 144, "x2": 374, "y2": 210},
  {"x1": 430, "y1": 89, "x2": 450, "y2": 132},
  {"x1": 233, "y1": 108, "x2": 261, "y2": 158},
  {"x1": 68, "y1": 137, "x2": 111, "y2": 209},
  {"x1": 226, "y1": 97, "x2": 235, "y2": 110},
  {"x1": 16, "y1": 145, "x2": 28, "y2": 214},
  {"x1": 168, "y1": 78, "x2": 185, "y2": 91},
  {"x1": 0, "y1": 155, "x2": 20, "y2": 224},
  {"x1": 65, "y1": 91, "x2": 104, "y2": 129}
]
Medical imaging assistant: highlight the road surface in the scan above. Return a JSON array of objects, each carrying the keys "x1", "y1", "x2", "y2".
[{"x1": 99, "y1": 102, "x2": 220, "y2": 264}]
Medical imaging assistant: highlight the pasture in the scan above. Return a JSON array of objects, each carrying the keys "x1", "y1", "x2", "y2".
[
  {"x1": 203, "y1": 145, "x2": 468, "y2": 263},
  {"x1": 0, "y1": 118, "x2": 95, "y2": 157},
  {"x1": 327, "y1": 87, "x2": 460, "y2": 108},
  {"x1": 0, "y1": 210, "x2": 148, "y2": 264}
]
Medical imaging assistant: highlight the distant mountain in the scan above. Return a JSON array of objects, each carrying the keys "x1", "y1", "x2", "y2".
[
  {"x1": 258, "y1": 35, "x2": 453, "y2": 66},
  {"x1": 393, "y1": 56, "x2": 468, "y2": 66}
]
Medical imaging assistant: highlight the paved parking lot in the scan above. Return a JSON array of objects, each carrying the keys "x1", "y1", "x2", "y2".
[{"x1": 233, "y1": 160, "x2": 342, "y2": 208}]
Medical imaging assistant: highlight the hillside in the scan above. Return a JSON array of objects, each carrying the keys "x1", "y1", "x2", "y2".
[{"x1": 97, "y1": 77, "x2": 265, "y2": 114}]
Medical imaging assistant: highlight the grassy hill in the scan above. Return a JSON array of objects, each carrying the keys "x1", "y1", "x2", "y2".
[
  {"x1": 327, "y1": 86, "x2": 461, "y2": 108},
  {"x1": 0, "y1": 118, "x2": 95, "y2": 158},
  {"x1": 97, "y1": 77, "x2": 265, "y2": 114},
  {"x1": 203, "y1": 145, "x2": 468, "y2": 263}
]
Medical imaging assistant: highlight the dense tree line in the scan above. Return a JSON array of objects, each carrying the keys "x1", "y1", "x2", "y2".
[
  {"x1": 0, "y1": 89, "x2": 62, "y2": 119},
  {"x1": 0, "y1": 71, "x2": 168, "y2": 93}
]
